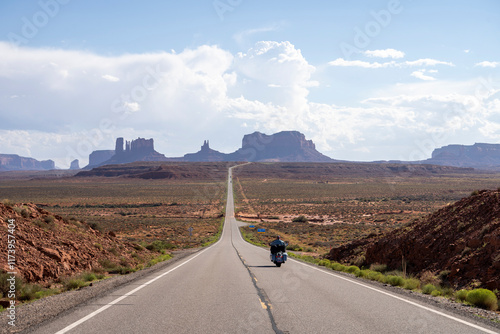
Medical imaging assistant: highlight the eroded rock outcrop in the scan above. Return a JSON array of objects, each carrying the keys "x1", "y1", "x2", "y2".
[
  {"x1": 327, "y1": 189, "x2": 500, "y2": 290},
  {"x1": 86, "y1": 137, "x2": 169, "y2": 168},
  {"x1": 0, "y1": 203, "x2": 154, "y2": 284},
  {"x1": 228, "y1": 131, "x2": 333, "y2": 162},
  {"x1": 425, "y1": 143, "x2": 500, "y2": 169},
  {"x1": 69, "y1": 159, "x2": 80, "y2": 170},
  {"x1": 0, "y1": 154, "x2": 55, "y2": 171}
]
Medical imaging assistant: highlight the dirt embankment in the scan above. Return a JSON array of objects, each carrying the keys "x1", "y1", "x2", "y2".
[
  {"x1": 0, "y1": 203, "x2": 154, "y2": 285},
  {"x1": 327, "y1": 189, "x2": 500, "y2": 290}
]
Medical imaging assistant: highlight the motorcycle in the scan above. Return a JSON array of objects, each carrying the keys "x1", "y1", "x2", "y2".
[{"x1": 270, "y1": 243, "x2": 288, "y2": 267}]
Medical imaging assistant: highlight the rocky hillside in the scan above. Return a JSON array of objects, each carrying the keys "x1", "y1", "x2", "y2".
[
  {"x1": 0, "y1": 203, "x2": 155, "y2": 285},
  {"x1": 327, "y1": 189, "x2": 500, "y2": 290}
]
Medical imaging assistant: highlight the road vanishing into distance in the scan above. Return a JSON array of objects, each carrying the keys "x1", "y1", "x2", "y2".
[{"x1": 33, "y1": 167, "x2": 499, "y2": 334}]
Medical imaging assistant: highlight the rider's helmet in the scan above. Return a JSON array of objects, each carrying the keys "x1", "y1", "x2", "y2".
[{"x1": 276, "y1": 235, "x2": 281, "y2": 240}]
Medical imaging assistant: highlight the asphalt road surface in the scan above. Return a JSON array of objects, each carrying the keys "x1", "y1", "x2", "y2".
[{"x1": 32, "y1": 167, "x2": 499, "y2": 334}]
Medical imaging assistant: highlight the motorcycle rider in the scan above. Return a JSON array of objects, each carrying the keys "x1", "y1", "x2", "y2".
[{"x1": 269, "y1": 235, "x2": 287, "y2": 254}]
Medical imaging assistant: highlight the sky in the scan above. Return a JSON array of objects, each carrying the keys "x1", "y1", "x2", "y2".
[{"x1": 0, "y1": 0, "x2": 499, "y2": 168}]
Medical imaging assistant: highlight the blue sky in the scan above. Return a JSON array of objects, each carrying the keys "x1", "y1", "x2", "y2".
[{"x1": 1, "y1": 0, "x2": 499, "y2": 167}]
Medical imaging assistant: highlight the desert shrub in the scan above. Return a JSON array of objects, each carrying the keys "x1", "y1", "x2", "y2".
[
  {"x1": 132, "y1": 243, "x2": 144, "y2": 251},
  {"x1": 63, "y1": 278, "x2": 87, "y2": 291},
  {"x1": 44, "y1": 215, "x2": 55, "y2": 224},
  {"x1": 326, "y1": 262, "x2": 337, "y2": 270},
  {"x1": 345, "y1": 265, "x2": 360, "y2": 274},
  {"x1": 352, "y1": 255, "x2": 366, "y2": 267},
  {"x1": 387, "y1": 275, "x2": 405, "y2": 287},
  {"x1": 466, "y1": 289, "x2": 498, "y2": 311},
  {"x1": 18, "y1": 284, "x2": 43, "y2": 301},
  {"x1": 94, "y1": 243, "x2": 103, "y2": 251},
  {"x1": 0, "y1": 271, "x2": 23, "y2": 297},
  {"x1": 95, "y1": 273, "x2": 106, "y2": 280},
  {"x1": 420, "y1": 271, "x2": 440, "y2": 286},
  {"x1": 403, "y1": 278, "x2": 420, "y2": 290},
  {"x1": 377, "y1": 275, "x2": 388, "y2": 284},
  {"x1": 89, "y1": 222, "x2": 102, "y2": 232},
  {"x1": 21, "y1": 208, "x2": 30, "y2": 218},
  {"x1": 318, "y1": 260, "x2": 330, "y2": 267},
  {"x1": 455, "y1": 289, "x2": 468, "y2": 302},
  {"x1": 108, "y1": 247, "x2": 119, "y2": 256},
  {"x1": 98, "y1": 258, "x2": 118, "y2": 271},
  {"x1": 385, "y1": 270, "x2": 404, "y2": 277},
  {"x1": 145, "y1": 240, "x2": 176, "y2": 252},
  {"x1": 368, "y1": 263, "x2": 387, "y2": 273},
  {"x1": 332, "y1": 263, "x2": 346, "y2": 271},
  {"x1": 287, "y1": 244, "x2": 303, "y2": 251},
  {"x1": 33, "y1": 219, "x2": 45, "y2": 228},
  {"x1": 355, "y1": 269, "x2": 369, "y2": 278},
  {"x1": 2, "y1": 199, "x2": 13, "y2": 206},
  {"x1": 119, "y1": 257, "x2": 130, "y2": 267},
  {"x1": 292, "y1": 215, "x2": 308, "y2": 223},
  {"x1": 431, "y1": 289, "x2": 442, "y2": 297},
  {"x1": 81, "y1": 272, "x2": 97, "y2": 282},
  {"x1": 440, "y1": 287, "x2": 454, "y2": 297},
  {"x1": 422, "y1": 284, "x2": 437, "y2": 295},
  {"x1": 117, "y1": 266, "x2": 135, "y2": 275},
  {"x1": 363, "y1": 270, "x2": 383, "y2": 281},
  {"x1": 147, "y1": 254, "x2": 172, "y2": 267},
  {"x1": 438, "y1": 270, "x2": 451, "y2": 286}
]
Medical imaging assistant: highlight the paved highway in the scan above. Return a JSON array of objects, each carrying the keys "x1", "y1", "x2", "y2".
[{"x1": 33, "y1": 167, "x2": 499, "y2": 333}]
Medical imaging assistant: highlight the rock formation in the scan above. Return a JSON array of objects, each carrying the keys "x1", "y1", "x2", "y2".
[
  {"x1": 0, "y1": 154, "x2": 55, "y2": 171},
  {"x1": 227, "y1": 131, "x2": 333, "y2": 162},
  {"x1": 85, "y1": 137, "x2": 168, "y2": 168},
  {"x1": 183, "y1": 131, "x2": 334, "y2": 162},
  {"x1": 183, "y1": 140, "x2": 227, "y2": 162},
  {"x1": 424, "y1": 143, "x2": 500, "y2": 169},
  {"x1": 69, "y1": 159, "x2": 80, "y2": 170},
  {"x1": 88, "y1": 150, "x2": 115, "y2": 168}
]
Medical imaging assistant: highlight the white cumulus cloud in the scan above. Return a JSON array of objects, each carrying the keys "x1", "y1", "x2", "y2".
[
  {"x1": 411, "y1": 70, "x2": 436, "y2": 81},
  {"x1": 364, "y1": 49, "x2": 405, "y2": 59},
  {"x1": 475, "y1": 61, "x2": 500, "y2": 68}
]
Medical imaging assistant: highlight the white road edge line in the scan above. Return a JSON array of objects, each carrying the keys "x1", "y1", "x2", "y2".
[
  {"x1": 54, "y1": 237, "x2": 222, "y2": 334},
  {"x1": 236, "y1": 222, "x2": 498, "y2": 334}
]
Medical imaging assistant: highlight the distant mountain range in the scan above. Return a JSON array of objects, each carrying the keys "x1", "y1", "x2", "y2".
[
  {"x1": 2, "y1": 131, "x2": 500, "y2": 171},
  {"x1": 423, "y1": 143, "x2": 500, "y2": 169},
  {"x1": 0, "y1": 154, "x2": 55, "y2": 171}
]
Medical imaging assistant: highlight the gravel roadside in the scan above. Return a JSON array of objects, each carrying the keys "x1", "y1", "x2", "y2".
[{"x1": 0, "y1": 248, "x2": 201, "y2": 334}]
